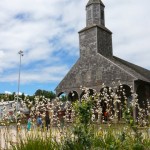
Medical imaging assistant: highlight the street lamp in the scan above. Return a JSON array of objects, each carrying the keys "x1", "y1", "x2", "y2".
[{"x1": 16, "y1": 50, "x2": 23, "y2": 123}]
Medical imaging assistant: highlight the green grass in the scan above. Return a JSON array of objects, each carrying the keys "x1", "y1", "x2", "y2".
[{"x1": 11, "y1": 133, "x2": 61, "y2": 150}]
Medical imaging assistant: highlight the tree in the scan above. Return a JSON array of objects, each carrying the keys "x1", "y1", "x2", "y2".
[
  {"x1": 0, "y1": 93, "x2": 14, "y2": 101},
  {"x1": 34, "y1": 89, "x2": 56, "y2": 100},
  {"x1": 35, "y1": 89, "x2": 43, "y2": 96}
]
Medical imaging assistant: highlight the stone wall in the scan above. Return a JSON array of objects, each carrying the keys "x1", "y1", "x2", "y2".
[
  {"x1": 86, "y1": 1, "x2": 105, "y2": 27},
  {"x1": 56, "y1": 54, "x2": 135, "y2": 96},
  {"x1": 86, "y1": 4, "x2": 93, "y2": 27},
  {"x1": 97, "y1": 27, "x2": 112, "y2": 57},
  {"x1": 79, "y1": 26, "x2": 112, "y2": 58},
  {"x1": 79, "y1": 27, "x2": 97, "y2": 56}
]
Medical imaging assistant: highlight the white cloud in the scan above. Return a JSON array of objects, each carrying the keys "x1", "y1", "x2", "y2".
[
  {"x1": 0, "y1": 0, "x2": 149, "y2": 90},
  {"x1": 0, "y1": 0, "x2": 86, "y2": 85},
  {"x1": 5, "y1": 91, "x2": 12, "y2": 95},
  {"x1": 15, "y1": 92, "x2": 22, "y2": 96},
  {"x1": 0, "y1": 65, "x2": 69, "y2": 83},
  {"x1": 105, "y1": 0, "x2": 150, "y2": 69}
]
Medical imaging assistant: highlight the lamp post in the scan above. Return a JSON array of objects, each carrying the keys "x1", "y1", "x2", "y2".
[{"x1": 16, "y1": 50, "x2": 23, "y2": 123}]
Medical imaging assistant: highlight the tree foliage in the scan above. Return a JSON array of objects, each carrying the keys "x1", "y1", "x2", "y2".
[
  {"x1": 0, "y1": 90, "x2": 56, "y2": 102},
  {"x1": 34, "y1": 89, "x2": 56, "y2": 100}
]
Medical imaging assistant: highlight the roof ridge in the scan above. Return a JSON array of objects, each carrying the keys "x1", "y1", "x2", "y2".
[{"x1": 113, "y1": 56, "x2": 150, "y2": 82}]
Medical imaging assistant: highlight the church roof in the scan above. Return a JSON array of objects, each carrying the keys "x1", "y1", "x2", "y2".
[
  {"x1": 86, "y1": 0, "x2": 105, "y2": 7},
  {"x1": 78, "y1": 24, "x2": 112, "y2": 34},
  {"x1": 112, "y1": 56, "x2": 150, "y2": 83}
]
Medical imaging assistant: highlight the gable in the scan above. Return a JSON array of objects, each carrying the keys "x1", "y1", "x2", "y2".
[{"x1": 56, "y1": 54, "x2": 136, "y2": 91}]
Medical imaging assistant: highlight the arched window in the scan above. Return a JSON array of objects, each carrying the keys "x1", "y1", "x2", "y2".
[
  {"x1": 116, "y1": 84, "x2": 132, "y2": 120},
  {"x1": 136, "y1": 84, "x2": 147, "y2": 109},
  {"x1": 80, "y1": 89, "x2": 94, "y2": 99},
  {"x1": 58, "y1": 92, "x2": 67, "y2": 102},
  {"x1": 68, "y1": 91, "x2": 79, "y2": 102},
  {"x1": 99, "y1": 87, "x2": 114, "y2": 121}
]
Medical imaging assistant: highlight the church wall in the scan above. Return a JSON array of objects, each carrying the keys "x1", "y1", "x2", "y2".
[
  {"x1": 97, "y1": 27, "x2": 112, "y2": 57},
  {"x1": 86, "y1": 4, "x2": 93, "y2": 26},
  {"x1": 56, "y1": 54, "x2": 135, "y2": 96},
  {"x1": 92, "y1": 4, "x2": 101, "y2": 25},
  {"x1": 86, "y1": 1, "x2": 105, "y2": 27},
  {"x1": 79, "y1": 27, "x2": 97, "y2": 56},
  {"x1": 92, "y1": 54, "x2": 135, "y2": 87},
  {"x1": 79, "y1": 26, "x2": 113, "y2": 58}
]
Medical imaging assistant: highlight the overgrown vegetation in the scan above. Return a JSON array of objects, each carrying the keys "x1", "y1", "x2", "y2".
[{"x1": 0, "y1": 84, "x2": 150, "y2": 149}]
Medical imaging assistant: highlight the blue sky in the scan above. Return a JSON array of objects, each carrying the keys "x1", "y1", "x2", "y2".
[{"x1": 0, "y1": 0, "x2": 150, "y2": 95}]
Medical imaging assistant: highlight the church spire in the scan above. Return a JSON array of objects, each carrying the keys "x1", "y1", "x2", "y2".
[{"x1": 86, "y1": 0, "x2": 105, "y2": 27}]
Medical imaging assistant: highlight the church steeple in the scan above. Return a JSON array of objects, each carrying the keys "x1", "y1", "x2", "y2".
[
  {"x1": 86, "y1": 0, "x2": 105, "y2": 27},
  {"x1": 79, "y1": 0, "x2": 112, "y2": 58}
]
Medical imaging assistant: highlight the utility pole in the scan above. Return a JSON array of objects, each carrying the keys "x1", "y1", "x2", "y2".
[{"x1": 16, "y1": 50, "x2": 23, "y2": 123}]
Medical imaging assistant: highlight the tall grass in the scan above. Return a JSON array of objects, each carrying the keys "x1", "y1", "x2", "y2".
[{"x1": 11, "y1": 133, "x2": 61, "y2": 150}]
